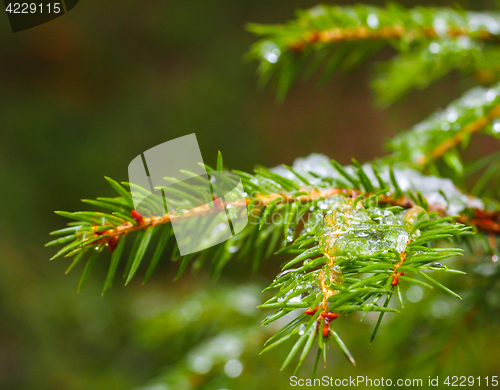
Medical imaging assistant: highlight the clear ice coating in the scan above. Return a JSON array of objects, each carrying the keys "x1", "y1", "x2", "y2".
[
  {"x1": 390, "y1": 83, "x2": 500, "y2": 165},
  {"x1": 361, "y1": 165, "x2": 484, "y2": 216},
  {"x1": 270, "y1": 153, "x2": 483, "y2": 216},
  {"x1": 316, "y1": 196, "x2": 409, "y2": 258}
]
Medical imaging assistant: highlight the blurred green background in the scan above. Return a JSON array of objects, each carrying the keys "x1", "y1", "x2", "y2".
[{"x1": 1, "y1": 1, "x2": 499, "y2": 389}]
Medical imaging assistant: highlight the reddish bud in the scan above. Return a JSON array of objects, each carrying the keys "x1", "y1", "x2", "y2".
[
  {"x1": 305, "y1": 307, "x2": 318, "y2": 315},
  {"x1": 322, "y1": 323, "x2": 330, "y2": 337},
  {"x1": 324, "y1": 312, "x2": 338, "y2": 321},
  {"x1": 107, "y1": 236, "x2": 120, "y2": 252},
  {"x1": 131, "y1": 210, "x2": 144, "y2": 225}
]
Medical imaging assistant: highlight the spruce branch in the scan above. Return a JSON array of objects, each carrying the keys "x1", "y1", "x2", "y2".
[
  {"x1": 421, "y1": 101, "x2": 500, "y2": 166},
  {"x1": 48, "y1": 153, "x2": 496, "y2": 373},
  {"x1": 48, "y1": 162, "x2": 496, "y2": 272},
  {"x1": 259, "y1": 188, "x2": 469, "y2": 373},
  {"x1": 48, "y1": 155, "x2": 496, "y2": 285},
  {"x1": 247, "y1": 4, "x2": 500, "y2": 100},
  {"x1": 385, "y1": 83, "x2": 500, "y2": 196},
  {"x1": 372, "y1": 41, "x2": 500, "y2": 104},
  {"x1": 389, "y1": 85, "x2": 500, "y2": 168},
  {"x1": 249, "y1": 5, "x2": 499, "y2": 53},
  {"x1": 45, "y1": 2, "x2": 500, "y2": 376}
]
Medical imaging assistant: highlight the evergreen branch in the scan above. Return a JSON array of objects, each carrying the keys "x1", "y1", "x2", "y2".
[
  {"x1": 281, "y1": 22, "x2": 485, "y2": 52},
  {"x1": 372, "y1": 40, "x2": 500, "y2": 105},
  {"x1": 261, "y1": 192, "x2": 468, "y2": 372},
  {"x1": 49, "y1": 170, "x2": 497, "y2": 268},
  {"x1": 48, "y1": 153, "x2": 495, "y2": 373},
  {"x1": 422, "y1": 101, "x2": 500, "y2": 166},
  {"x1": 40, "y1": 2, "x2": 500, "y2": 380},
  {"x1": 250, "y1": 5, "x2": 500, "y2": 53},
  {"x1": 247, "y1": 4, "x2": 500, "y2": 99},
  {"x1": 388, "y1": 83, "x2": 500, "y2": 179},
  {"x1": 48, "y1": 156, "x2": 496, "y2": 286}
]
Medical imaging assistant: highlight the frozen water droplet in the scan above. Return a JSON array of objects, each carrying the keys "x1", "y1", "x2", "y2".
[
  {"x1": 275, "y1": 269, "x2": 293, "y2": 280},
  {"x1": 486, "y1": 89, "x2": 497, "y2": 102},
  {"x1": 189, "y1": 355, "x2": 213, "y2": 374},
  {"x1": 367, "y1": 13, "x2": 379, "y2": 29},
  {"x1": 493, "y1": 119, "x2": 500, "y2": 133},
  {"x1": 441, "y1": 122, "x2": 450, "y2": 131},
  {"x1": 457, "y1": 35, "x2": 472, "y2": 49},
  {"x1": 433, "y1": 18, "x2": 447, "y2": 36},
  {"x1": 289, "y1": 295, "x2": 303, "y2": 304},
  {"x1": 265, "y1": 52, "x2": 278, "y2": 63},
  {"x1": 446, "y1": 108, "x2": 458, "y2": 123},
  {"x1": 224, "y1": 359, "x2": 243, "y2": 378},
  {"x1": 429, "y1": 42, "x2": 440, "y2": 53},
  {"x1": 262, "y1": 42, "x2": 281, "y2": 64},
  {"x1": 298, "y1": 324, "x2": 306, "y2": 335}
]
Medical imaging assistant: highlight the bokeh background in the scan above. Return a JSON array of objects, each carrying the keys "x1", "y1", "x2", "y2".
[{"x1": 1, "y1": 0, "x2": 499, "y2": 389}]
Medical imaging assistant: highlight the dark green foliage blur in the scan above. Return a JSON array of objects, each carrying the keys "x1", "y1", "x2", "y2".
[{"x1": 0, "y1": 1, "x2": 499, "y2": 389}]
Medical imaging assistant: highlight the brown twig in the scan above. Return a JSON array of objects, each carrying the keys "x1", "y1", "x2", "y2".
[
  {"x1": 88, "y1": 187, "x2": 500, "y2": 251},
  {"x1": 291, "y1": 25, "x2": 492, "y2": 52}
]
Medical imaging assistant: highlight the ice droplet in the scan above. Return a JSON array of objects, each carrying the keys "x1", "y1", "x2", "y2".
[
  {"x1": 493, "y1": 119, "x2": 500, "y2": 133},
  {"x1": 189, "y1": 355, "x2": 213, "y2": 374},
  {"x1": 262, "y1": 42, "x2": 281, "y2": 64},
  {"x1": 486, "y1": 89, "x2": 497, "y2": 102},
  {"x1": 367, "y1": 14, "x2": 379, "y2": 29},
  {"x1": 433, "y1": 18, "x2": 447, "y2": 36},
  {"x1": 224, "y1": 359, "x2": 243, "y2": 378},
  {"x1": 298, "y1": 324, "x2": 306, "y2": 335},
  {"x1": 429, "y1": 42, "x2": 440, "y2": 53}
]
